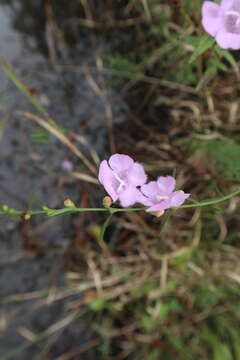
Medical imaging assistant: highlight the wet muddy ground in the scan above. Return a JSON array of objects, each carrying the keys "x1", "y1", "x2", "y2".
[{"x1": 0, "y1": 2, "x2": 126, "y2": 358}]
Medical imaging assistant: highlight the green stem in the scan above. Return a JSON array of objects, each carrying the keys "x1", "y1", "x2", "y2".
[
  {"x1": 0, "y1": 187, "x2": 240, "y2": 218},
  {"x1": 110, "y1": 207, "x2": 146, "y2": 214},
  {"x1": 177, "y1": 187, "x2": 240, "y2": 209},
  {"x1": 99, "y1": 213, "x2": 114, "y2": 250},
  {"x1": 0, "y1": 207, "x2": 108, "y2": 217}
]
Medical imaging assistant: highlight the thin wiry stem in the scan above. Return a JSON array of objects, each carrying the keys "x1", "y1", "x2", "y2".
[{"x1": 1, "y1": 187, "x2": 240, "y2": 218}]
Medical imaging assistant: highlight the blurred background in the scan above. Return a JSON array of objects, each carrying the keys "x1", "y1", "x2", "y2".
[{"x1": 0, "y1": 1, "x2": 240, "y2": 359}]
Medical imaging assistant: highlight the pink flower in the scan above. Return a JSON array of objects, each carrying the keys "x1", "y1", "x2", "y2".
[
  {"x1": 202, "y1": 0, "x2": 240, "y2": 49},
  {"x1": 62, "y1": 160, "x2": 74, "y2": 172},
  {"x1": 98, "y1": 154, "x2": 148, "y2": 207},
  {"x1": 141, "y1": 176, "x2": 190, "y2": 212}
]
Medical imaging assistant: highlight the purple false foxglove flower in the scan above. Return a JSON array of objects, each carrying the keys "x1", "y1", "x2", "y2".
[
  {"x1": 98, "y1": 154, "x2": 148, "y2": 207},
  {"x1": 141, "y1": 176, "x2": 190, "y2": 212},
  {"x1": 202, "y1": 0, "x2": 240, "y2": 49},
  {"x1": 61, "y1": 160, "x2": 74, "y2": 172}
]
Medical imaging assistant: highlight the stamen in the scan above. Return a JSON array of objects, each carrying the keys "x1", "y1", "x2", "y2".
[
  {"x1": 156, "y1": 195, "x2": 169, "y2": 202},
  {"x1": 226, "y1": 10, "x2": 240, "y2": 17},
  {"x1": 117, "y1": 183, "x2": 124, "y2": 193},
  {"x1": 113, "y1": 171, "x2": 126, "y2": 193}
]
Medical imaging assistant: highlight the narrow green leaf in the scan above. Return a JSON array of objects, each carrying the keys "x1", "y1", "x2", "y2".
[
  {"x1": 0, "y1": 60, "x2": 49, "y2": 117},
  {"x1": 99, "y1": 214, "x2": 113, "y2": 243},
  {"x1": 215, "y1": 46, "x2": 238, "y2": 70},
  {"x1": 189, "y1": 34, "x2": 215, "y2": 64}
]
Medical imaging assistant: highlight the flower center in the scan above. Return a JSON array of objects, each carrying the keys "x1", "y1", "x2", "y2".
[
  {"x1": 225, "y1": 10, "x2": 240, "y2": 28},
  {"x1": 226, "y1": 10, "x2": 240, "y2": 25},
  {"x1": 113, "y1": 171, "x2": 126, "y2": 193},
  {"x1": 156, "y1": 195, "x2": 169, "y2": 202}
]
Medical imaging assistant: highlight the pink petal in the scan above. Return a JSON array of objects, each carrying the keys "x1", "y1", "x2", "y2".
[
  {"x1": 118, "y1": 187, "x2": 142, "y2": 207},
  {"x1": 141, "y1": 181, "x2": 159, "y2": 200},
  {"x1": 98, "y1": 160, "x2": 118, "y2": 201},
  {"x1": 202, "y1": 1, "x2": 221, "y2": 37},
  {"x1": 216, "y1": 29, "x2": 240, "y2": 49},
  {"x1": 128, "y1": 162, "x2": 147, "y2": 187},
  {"x1": 146, "y1": 199, "x2": 172, "y2": 212},
  {"x1": 170, "y1": 191, "x2": 190, "y2": 207},
  {"x1": 109, "y1": 154, "x2": 134, "y2": 172},
  {"x1": 220, "y1": 0, "x2": 235, "y2": 11},
  {"x1": 157, "y1": 176, "x2": 176, "y2": 195},
  {"x1": 136, "y1": 191, "x2": 153, "y2": 206}
]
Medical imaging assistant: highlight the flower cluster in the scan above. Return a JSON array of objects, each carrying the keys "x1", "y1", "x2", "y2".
[
  {"x1": 98, "y1": 154, "x2": 190, "y2": 213},
  {"x1": 202, "y1": 0, "x2": 240, "y2": 49}
]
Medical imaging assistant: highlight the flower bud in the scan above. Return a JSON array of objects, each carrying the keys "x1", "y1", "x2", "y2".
[
  {"x1": 64, "y1": 199, "x2": 75, "y2": 207},
  {"x1": 150, "y1": 210, "x2": 165, "y2": 218},
  {"x1": 24, "y1": 213, "x2": 31, "y2": 220},
  {"x1": 2, "y1": 205, "x2": 9, "y2": 212},
  {"x1": 102, "y1": 196, "x2": 113, "y2": 208}
]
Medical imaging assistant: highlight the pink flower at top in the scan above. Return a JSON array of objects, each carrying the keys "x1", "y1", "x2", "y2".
[
  {"x1": 202, "y1": 0, "x2": 240, "y2": 49},
  {"x1": 141, "y1": 176, "x2": 190, "y2": 212},
  {"x1": 98, "y1": 154, "x2": 148, "y2": 207}
]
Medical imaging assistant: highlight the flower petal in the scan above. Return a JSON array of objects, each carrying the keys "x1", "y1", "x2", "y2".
[
  {"x1": 119, "y1": 187, "x2": 142, "y2": 207},
  {"x1": 146, "y1": 199, "x2": 172, "y2": 212},
  {"x1": 98, "y1": 160, "x2": 118, "y2": 201},
  {"x1": 141, "y1": 181, "x2": 159, "y2": 200},
  {"x1": 157, "y1": 176, "x2": 176, "y2": 195},
  {"x1": 215, "y1": 29, "x2": 240, "y2": 49},
  {"x1": 220, "y1": 0, "x2": 235, "y2": 11},
  {"x1": 136, "y1": 191, "x2": 153, "y2": 206},
  {"x1": 202, "y1": 1, "x2": 221, "y2": 37},
  {"x1": 146, "y1": 191, "x2": 190, "y2": 212},
  {"x1": 170, "y1": 191, "x2": 190, "y2": 207},
  {"x1": 128, "y1": 162, "x2": 147, "y2": 186},
  {"x1": 109, "y1": 153, "x2": 134, "y2": 172}
]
